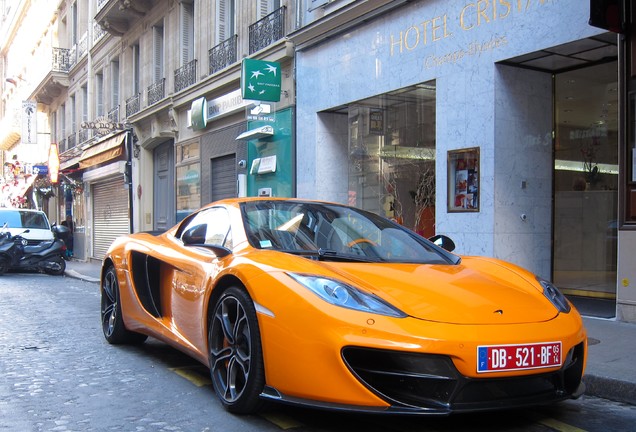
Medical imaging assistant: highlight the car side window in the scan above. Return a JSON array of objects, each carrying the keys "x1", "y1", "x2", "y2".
[{"x1": 178, "y1": 207, "x2": 232, "y2": 249}]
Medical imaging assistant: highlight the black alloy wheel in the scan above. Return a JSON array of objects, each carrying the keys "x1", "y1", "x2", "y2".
[
  {"x1": 101, "y1": 265, "x2": 147, "y2": 344},
  {"x1": 208, "y1": 286, "x2": 265, "y2": 414}
]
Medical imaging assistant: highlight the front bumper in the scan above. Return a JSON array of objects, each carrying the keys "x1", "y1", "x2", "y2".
[{"x1": 340, "y1": 342, "x2": 586, "y2": 414}]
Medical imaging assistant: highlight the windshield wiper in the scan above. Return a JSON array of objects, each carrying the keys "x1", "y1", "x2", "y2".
[{"x1": 279, "y1": 248, "x2": 380, "y2": 263}]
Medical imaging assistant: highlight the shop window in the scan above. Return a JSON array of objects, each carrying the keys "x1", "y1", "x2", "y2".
[
  {"x1": 176, "y1": 141, "x2": 201, "y2": 222},
  {"x1": 347, "y1": 81, "x2": 436, "y2": 237}
]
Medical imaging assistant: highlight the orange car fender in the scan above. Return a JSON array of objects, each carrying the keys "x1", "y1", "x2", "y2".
[{"x1": 238, "y1": 269, "x2": 392, "y2": 407}]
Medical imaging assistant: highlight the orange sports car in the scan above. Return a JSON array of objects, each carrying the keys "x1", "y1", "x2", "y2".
[{"x1": 100, "y1": 198, "x2": 586, "y2": 415}]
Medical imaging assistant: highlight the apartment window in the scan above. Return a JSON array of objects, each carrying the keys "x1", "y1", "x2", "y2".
[
  {"x1": 216, "y1": 0, "x2": 235, "y2": 45},
  {"x1": 60, "y1": 104, "x2": 66, "y2": 141},
  {"x1": 153, "y1": 23, "x2": 164, "y2": 82},
  {"x1": 71, "y1": 1, "x2": 78, "y2": 45},
  {"x1": 180, "y1": 1, "x2": 194, "y2": 66},
  {"x1": 257, "y1": 0, "x2": 280, "y2": 18},
  {"x1": 81, "y1": 85, "x2": 88, "y2": 123},
  {"x1": 111, "y1": 59, "x2": 120, "y2": 110},
  {"x1": 70, "y1": 95, "x2": 76, "y2": 133},
  {"x1": 132, "y1": 43, "x2": 140, "y2": 94},
  {"x1": 96, "y1": 71, "x2": 104, "y2": 117}
]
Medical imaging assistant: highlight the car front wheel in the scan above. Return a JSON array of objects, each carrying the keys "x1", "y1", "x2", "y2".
[
  {"x1": 208, "y1": 286, "x2": 265, "y2": 414},
  {"x1": 101, "y1": 265, "x2": 147, "y2": 344}
]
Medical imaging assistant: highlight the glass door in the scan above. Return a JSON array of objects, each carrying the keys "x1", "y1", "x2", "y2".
[{"x1": 553, "y1": 61, "x2": 618, "y2": 299}]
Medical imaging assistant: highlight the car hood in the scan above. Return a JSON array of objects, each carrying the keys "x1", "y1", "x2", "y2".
[
  {"x1": 5, "y1": 227, "x2": 54, "y2": 242},
  {"x1": 316, "y1": 257, "x2": 559, "y2": 325}
]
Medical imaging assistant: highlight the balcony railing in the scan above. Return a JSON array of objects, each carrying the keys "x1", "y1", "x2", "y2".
[
  {"x1": 67, "y1": 132, "x2": 77, "y2": 149},
  {"x1": 209, "y1": 35, "x2": 237, "y2": 75},
  {"x1": 147, "y1": 78, "x2": 165, "y2": 106},
  {"x1": 97, "y1": 0, "x2": 109, "y2": 12},
  {"x1": 52, "y1": 48, "x2": 70, "y2": 72},
  {"x1": 93, "y1": 22, "x2": 106, "y2": 43},
  {"x1": 126, "y1": 93, "x2": 141, "y2": 117},
  {"x1": 59, "y1": 138, "x2": 67, "y2": 153},
  {"x1": 174, "y1": 59, "x2": 197, "y2": 93},
  {"x1": 78, "y1": 129, "x2": 90, "y2": 144},
  {"x1": 68, "y1": 32, "x2": 88, "y2": 69},
  {"x1": 108, "y1": 106, "x2": 120, "y2": 123},
  {"x1": 249, "y1": 6, "x2": 286, "y2": 54}
]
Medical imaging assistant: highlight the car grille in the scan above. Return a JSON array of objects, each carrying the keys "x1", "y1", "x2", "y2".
[
  {"x1": 342, "y1": 342, "x2": 585, "y2": 413},
  {"x1": 26, "y1": 239, "x2": 47, "y2": 246}
]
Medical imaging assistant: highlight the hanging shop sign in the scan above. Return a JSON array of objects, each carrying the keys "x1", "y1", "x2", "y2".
[
  {"x1": 241, "y1": 59, "x2": 282, "y2": 102},
  {"x1": 21, "y1": 100, "x2": 37, "y2": 144}
]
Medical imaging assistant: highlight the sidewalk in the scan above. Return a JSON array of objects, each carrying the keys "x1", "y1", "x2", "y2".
[{"x1": 64, "y1": 260, "x2": 636, "y2": 407}]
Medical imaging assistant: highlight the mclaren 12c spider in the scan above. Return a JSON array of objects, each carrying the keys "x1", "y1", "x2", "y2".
[{"x1": 100, "y1": 198, "x2": 586, "y2": 415}]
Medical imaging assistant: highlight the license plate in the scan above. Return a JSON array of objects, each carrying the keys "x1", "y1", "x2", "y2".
[{"x1": 477, "y1": 341, "x2": 562, "y2": 373}]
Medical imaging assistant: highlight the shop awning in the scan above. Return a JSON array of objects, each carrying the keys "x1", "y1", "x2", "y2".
[
  {"x1": 0, "y1": 127, "x2": 20, "y2": 151},
  {"x1": 79, "y1": 132, "x2": 126, "y2": 169}
]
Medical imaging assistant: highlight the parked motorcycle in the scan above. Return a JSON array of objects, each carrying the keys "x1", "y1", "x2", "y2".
[{"x1": 0, "y1": 224, "x2": 69, "y2": 276}]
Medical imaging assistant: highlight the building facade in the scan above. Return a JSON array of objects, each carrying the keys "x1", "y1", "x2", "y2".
[
  {"x1": 290, "y1": 0, "x2": 635, "y2": 322},
  {"x1": 2, "y1": 0, "x2": 636, "y2": 323},
  {"x1": 2, "y1": 0, "x2": 296, "y2": 262}
]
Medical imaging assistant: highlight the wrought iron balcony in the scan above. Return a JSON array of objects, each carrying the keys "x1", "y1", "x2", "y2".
[
  {"x1": 249, "y1": 6, "x2": 286, "y2": 54},
  {"x1": 59, "y1": 138, "x2": 67, "y2": 153},
  {"x1": 108, "y1": 106, "x2": 120, "y2": 123},
  {"x1": 78, "y1": 129, "x2": 90, "y2": 144},
  {"x1": 52, "y1": 48, "x2": 70, "y2": 72},
  {"x1": 147, "y1": 78, "x2": 165, "y2": 106},
  {"x1": 67, "y1": 132, "x2": 77, "y2": 149},
  {"x1": 94, "y1": 21, "x2": 106, "y2": 43},
  {"x1": 174, "y1": 59, "x2": 197, "y2": 93},
  {"x1": 126, "y1": 93, "x2": 141, "y2": 117},
  {"x1": 209, "y1": 35, "x2": 237, "y2": 75}
]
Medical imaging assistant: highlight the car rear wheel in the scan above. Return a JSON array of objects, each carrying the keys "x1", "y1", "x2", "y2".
[
  {"x1": 208, "y1": 286, "x2": 265, "y2": 414},
  {"x1": 101, "y1": 265, "x2": 148, "y2": 344}
]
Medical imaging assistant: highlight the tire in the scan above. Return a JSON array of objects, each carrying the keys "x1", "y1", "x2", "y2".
[
  {"x1": 208, "y1": 286, "x2": 265, "y2": 414},
  {"x1": 101, "y1": 266, "x2": 148, "y2": 345},
  {"x1": 44, "y1": 256, "x2": 66, "y2": 275}
]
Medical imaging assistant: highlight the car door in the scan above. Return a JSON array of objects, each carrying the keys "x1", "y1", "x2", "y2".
[{"x1": 170, "y1": 206, "x2": 232, "y2": 355}]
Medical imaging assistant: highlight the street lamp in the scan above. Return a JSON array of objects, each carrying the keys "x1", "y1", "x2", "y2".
[{"x1": 48, "y1": 143, "x2": 60, "y2": 183}]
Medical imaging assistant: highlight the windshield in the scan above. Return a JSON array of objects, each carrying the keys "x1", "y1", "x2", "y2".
[
  {"x1": 241, "y1": 201, "x2": 456, "y2": 264},
  {"x1": 0, "y1": 210, "x2": 50, "y2": 230}
]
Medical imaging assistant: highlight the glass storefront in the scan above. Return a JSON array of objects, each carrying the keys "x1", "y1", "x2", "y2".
[
  {"x1": 347, "y1": 82, "x2": 437, "y2": 237},
  {"x1": 553, "y1": 61, "x2": 619, "y2": 299}
]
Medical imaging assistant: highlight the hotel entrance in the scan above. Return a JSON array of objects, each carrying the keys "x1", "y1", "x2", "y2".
[{"x1": 553, "y1": 60, "x2": 619, "y2": 302}]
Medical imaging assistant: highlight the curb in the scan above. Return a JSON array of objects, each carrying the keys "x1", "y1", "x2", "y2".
[
  {"x1": 64, "y1": 269, "x2": 100, "y2": 283},
  {"x1": 583, "y1": 375, "x2": 636, "y2": 406}
]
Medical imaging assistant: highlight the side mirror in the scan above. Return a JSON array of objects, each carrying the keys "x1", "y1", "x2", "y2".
[
  {"x1": 182, "y1": 225, "x2": 232, "y2": 258},
  {"x1": 429, "y1": 234, "x2": 456, "y2": 252}
]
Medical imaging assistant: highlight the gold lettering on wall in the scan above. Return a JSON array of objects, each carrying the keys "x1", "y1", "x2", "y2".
[{"x1": 390, "y1": 0, "x2": 552, "y2": 66}]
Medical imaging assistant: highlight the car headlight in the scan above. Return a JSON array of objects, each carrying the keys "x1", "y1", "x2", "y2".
[
  {"x1": 538, "y1": 278, "x2": 571, "y2": 313},
  {"x1": 288, "y1": 273, "x2": 407, "y2": 318}
]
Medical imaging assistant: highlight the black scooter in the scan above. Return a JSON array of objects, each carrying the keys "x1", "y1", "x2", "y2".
[{"x1": 0, "y1": 225, "x2": 69, "y2": 276}]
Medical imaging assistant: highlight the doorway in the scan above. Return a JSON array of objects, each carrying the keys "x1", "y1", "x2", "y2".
[
  {"x1": 153, "y1": 140, "x2": 175, "y2": 231},
  {"x1": 553, "y1": 61, "x2": 618, "y2": 300}
]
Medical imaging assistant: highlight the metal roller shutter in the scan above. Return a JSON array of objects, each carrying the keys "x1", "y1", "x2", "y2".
[
  {"x1": 211, "y1": 154, "x2": 236, "y2": 201},
  {"x1": 92, "y1": 176, "x2": 130, "y2": 260}
]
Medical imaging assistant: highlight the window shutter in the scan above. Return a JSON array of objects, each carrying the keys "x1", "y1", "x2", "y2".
[
  {"x1": 216, "y1": 0, "x2": 227, "y2": 44},
  {"x1": 96, "y1": 73, "x2": 104, "y2": 117},
  {"x1": 153, "y1": 25, "x2": 164, "y2": 82},
  {"x1": 82, "y1": 86, "x2": 88, "y2": 122},
  {"x1": 180, "y1": 2, "x2": 194, "y2": 65},
  {"x1": 257, "y1": 0, "x2": 270, "y2": 18},
  {"x1": 111, "y1": 61, "x2": 120, "y2": 109}
]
